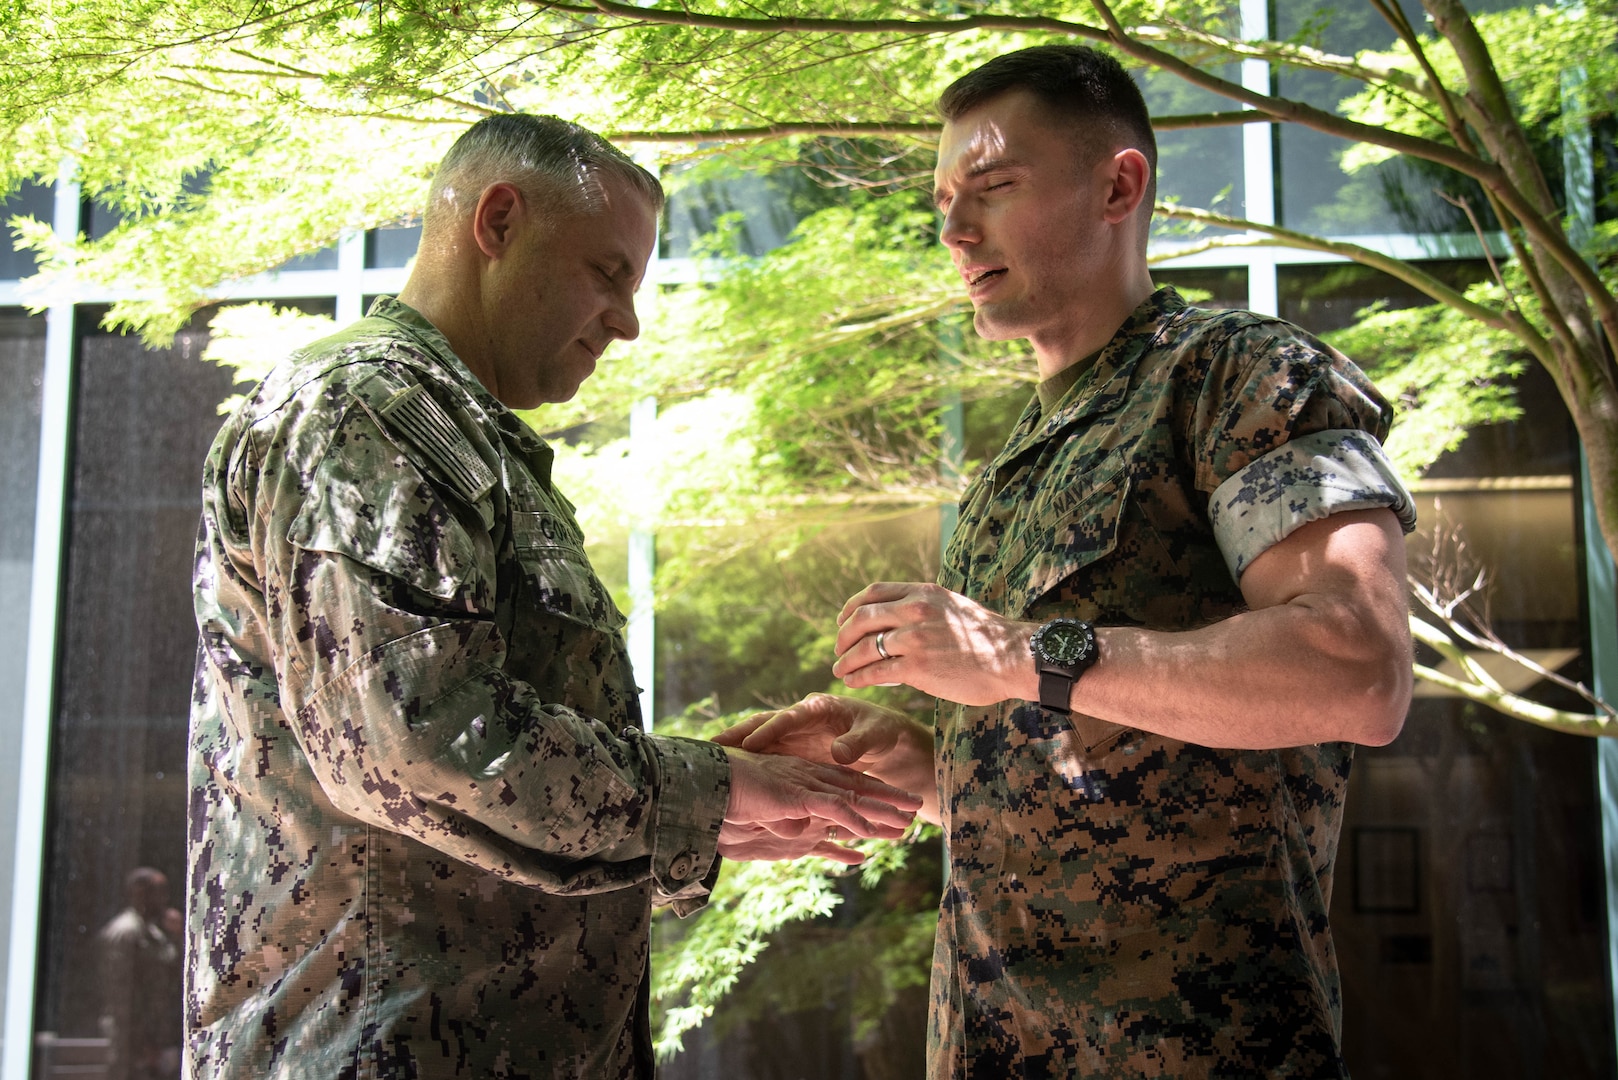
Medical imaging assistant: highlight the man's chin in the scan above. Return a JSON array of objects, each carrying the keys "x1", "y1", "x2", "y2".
[
  {"x1": 521, "y1": 368, "x2": 594, "y2": 409},
  {"x1": 499, "y1": 382, "x2": 581, "y2": 411},
  {"x1": 971, "y1": 308, "x2": 1025, "y2": 343}
]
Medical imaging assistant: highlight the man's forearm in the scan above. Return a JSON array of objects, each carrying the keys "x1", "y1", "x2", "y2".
[
  {"x1": 1059, "y1": 598, "x2": 1410, "y2": 749},
  {"x1": 835, "y1": 510, "x2": 1413, "y2": 752}
]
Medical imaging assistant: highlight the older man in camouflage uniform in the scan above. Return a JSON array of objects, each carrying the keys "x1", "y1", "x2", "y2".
[
  {"x1": 188, "y1": 114, "x2": 920, "y2": 1079},
  {"x1": 722, "y1": 46, "x2": 1416, "y2": 1077}
]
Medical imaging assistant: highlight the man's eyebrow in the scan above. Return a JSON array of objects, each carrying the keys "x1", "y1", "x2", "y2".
[{"x1": 933, "y1": 156, "x2": 1025, "y2": 207}]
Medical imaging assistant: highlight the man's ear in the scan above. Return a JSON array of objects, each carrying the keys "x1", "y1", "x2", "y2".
[
  {"x1": 472, "y1": 182, "x2": 526, "y2": 259},
  {"x1": 1101, "y1": 148, "x2": 1152, "y2": 225}
]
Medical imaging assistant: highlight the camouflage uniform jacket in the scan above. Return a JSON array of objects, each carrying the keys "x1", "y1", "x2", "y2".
[
  {"x1": 931, "y1": 287, "x2": 1415, "y2": 1078},
  {"x1": 188, "y1": 297, "x2": 731, "y2": 1079}
]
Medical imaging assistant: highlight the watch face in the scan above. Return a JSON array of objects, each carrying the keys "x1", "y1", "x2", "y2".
[{"x1": 1036, "y1": 620, "x2": 1095, "y2": 666}]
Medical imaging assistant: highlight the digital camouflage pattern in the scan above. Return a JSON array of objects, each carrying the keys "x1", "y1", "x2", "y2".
[
  {"x1": 931, "y1": 287, "x2": 1414, "y2": 1078},
  {"x1": 189, "y1": 297, "x2": 731, "y2": 1079}
]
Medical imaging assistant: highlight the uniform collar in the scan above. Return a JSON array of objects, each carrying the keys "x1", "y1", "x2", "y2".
[
  {"x1": 1040, "y1": 286, "x2": 1185, "y2": 430},
  {"x1": 986, "y1": 287, "x2": 1187, "y2": 483},
  {"x1": 366, "y1": 295, "x2": 480, "y2": 387}
]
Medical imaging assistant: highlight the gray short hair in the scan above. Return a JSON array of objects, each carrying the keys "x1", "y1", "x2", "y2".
[{"x1": 424, "y1": 113, "x2": 664, "y2": 232}]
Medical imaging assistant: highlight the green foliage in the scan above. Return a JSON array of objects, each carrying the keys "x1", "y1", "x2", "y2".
[
  {"x1": 649, "y1": 855, "x2": 847, "y2": 1058},
  {"x1": 11, "y1": 0, "x2": 1618, "y2": 1057},
  {"x1": 1327, "y1": 287, "x2": 1528, "y2": 477},
  {"x1": 1339, "y1": 2, "x2": 1618, "y2": 163},
  {"x1": 647, "y1": 822, "x2": 941, "y2": 1059},
  {"x1": 695, "y1": 877, "x2": 940, "y2": 1046},
  {"x1": 651, "y1": 702, "x2": 941, "y2": 1059},
  {"x1": 201, "y1": 301, "x2": 337, "y2": 413}
]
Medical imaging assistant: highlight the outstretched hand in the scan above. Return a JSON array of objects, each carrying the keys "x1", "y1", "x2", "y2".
[
  {"x1": 714, "y1": 818, "x2": 872, "y2": 866},
  {"x1": 716, "y1": 694, "x2": 940, "y2": 827},
  {"x1": 717, "y1": 746, "x2": 924, "y2": 864},
  {"x1": 830, "y1": 581, "x2": 1035, "y2": 707}
]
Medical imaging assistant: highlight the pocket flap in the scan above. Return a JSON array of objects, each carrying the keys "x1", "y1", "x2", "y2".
[
  {"x1": 1018, "y1": 465, "x2": 1130, "y2": 616},
  {"x1": 511, "y1": 510, "x2": 626, "y2": 632}
]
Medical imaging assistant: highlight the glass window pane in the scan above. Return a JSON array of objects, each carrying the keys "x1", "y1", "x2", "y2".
[
  {"x1": 1143, "y1": 65, "x2": 1247, "y2": 240},
  {"x1": 1279, "y1": 262, "x2": 1613, "y2": 1077},
  {"x1": 33, "y1": 308, "x2": 240, "y2": 1073},
  {"x1": 1, "y1": 183, "x2": 56, "y2": 279},
  {"x1": 83, "y1": 198, "x2": 121, "y2": 243},
  {"x1": 366, "y1": 222, "x2": 422, "y2": 268},
  {"x1": 661, "y1": 161, "x2": 827, "y2": 260},
  {"x1": 1277, "y1": 258, "x2": 1491, "y2": 333},
  {"x1": 1274, "y1": 0, "x2": 1521, "y2": 236},
  {"x1": 1597, "y1": 117, "x2": 1618, "y2": 224},
  {"x1": 276, "y1": 243, "x2": 340, "y2": 271},
  {"x1": 0, "y1": 309, "x2": 46, "y2": 1030},
  {"x1": 1153, "y1": 265, "x2": 1249, "y2": 309}
]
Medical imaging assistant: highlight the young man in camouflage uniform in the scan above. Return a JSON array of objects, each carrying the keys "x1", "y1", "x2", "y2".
[
  {"x1": 188, "y1": 114, "x2": 921, "y2": 1079},
  {"x1": 721, "y1": 46, "x2": 1416, "y2": 1077}
]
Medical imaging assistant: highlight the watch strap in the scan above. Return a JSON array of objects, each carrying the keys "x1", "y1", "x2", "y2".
[{"x1": 1038, "y1": 666, "x2": 1074, "y2": 714}]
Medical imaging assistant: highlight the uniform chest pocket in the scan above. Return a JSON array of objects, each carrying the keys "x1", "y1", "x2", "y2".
[
  {"x1": 510, "y1": 510, "x2": 626, "y2": 633},
  {"x1": 1017, "y1": 464, "x2": 1130, "y2": 616}
]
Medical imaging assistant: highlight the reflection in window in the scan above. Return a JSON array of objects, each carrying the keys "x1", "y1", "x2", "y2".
[
  {"x1": 1280, "y1": 262, "x2": 1611, "y2": 1077},
  {"x1": 83, "y1": 198, "x2": 123, "y2": 243},
  {"x1": 1142, "y1": 64, "x2": 1246, "y2": 238},
  {"x1": 367, "y1": 222, "x2": 422, "y2": 268},
  {"x1": 1153, "y1": 266, "x2": 1248, "y2": 310},
  {"x1": 662, "y1": 161, "x2": 819, "y2": 260},
  {"x1": 660, "y1": 142, "x2": 914, "y2": 262},
  {"x1": 1598, "y1": 117, "x2": 1618, "y2": 223},
  {"x1": 1277, "y1": 258, "x2": 1491, "y2": 333},
  {"x1": 274, "y1": 243, "x2": 341, "y2": 272},
  {"x1": 32, "y1": 309, "x2": 240, "y2": 1076}
]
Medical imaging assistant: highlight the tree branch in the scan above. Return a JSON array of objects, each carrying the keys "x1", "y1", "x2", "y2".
[
  {"x1": 1366, "y1": 0, "x2": 1476, "y2": 153},
  {"x1": 1409, "y1": 618, "x2": 1617, "y2": 737},
  {"x1": 1421, "y1": 0, "x2": 1618, "y2": 359},
  {"x1": 581, "y1": 0, "x2": 1575, "y2": 271},
  {"x1": 608, "y1": 110, "x2": 1255, "y2": 144},
  {"x1": 1412, "y1": 662, "x2": 1616, "y2": 736},
  {"x1": 581, "y1": 0, "x2": 1103, "y2": 40},
  {"x1": 1088, "y1": 0, "x2": 1618, "y2": 336},
  {"x1": 1154, "y1": 204, "x2": 1525, "y2": 330}
]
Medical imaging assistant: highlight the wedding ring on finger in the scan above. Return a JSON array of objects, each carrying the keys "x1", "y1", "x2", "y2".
[{"x1": 874, "y1": 631, "x2": 891, "y2": 661}]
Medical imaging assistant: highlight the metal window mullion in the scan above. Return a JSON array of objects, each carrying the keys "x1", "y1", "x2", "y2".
[
  {"x1": 335, "y1": 229, "x2": 366, "y2": 326},
  {"x1": 628, "y1": 396, "x2": 657, "y2": 730},
  {"x1": 1240, "y1": 0, "x2": 1279, "y2": 316},
  {"x1": 1, "y1": 164, "x2": 80, "y2": 1080}
]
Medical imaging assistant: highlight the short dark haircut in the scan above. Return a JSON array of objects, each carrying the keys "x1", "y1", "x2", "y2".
[
  {"x1": 939, "y1": 45, "x2": 1157, "y2": 198},
  {"x1": 424, "y1": 113, "x2": 664, "y2": 233}
]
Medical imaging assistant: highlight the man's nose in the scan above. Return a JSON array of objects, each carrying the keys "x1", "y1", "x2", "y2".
[
  {"x1": 938, "y1": 202, "x2": 979, "y2": 250},
  {"x1": 607, "y1": 296, "x2": 640, "y2": 342}
]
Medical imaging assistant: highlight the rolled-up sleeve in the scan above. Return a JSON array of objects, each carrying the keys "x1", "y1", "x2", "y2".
[
  {"x1": 1189, "y1": 322, "x2": 1417, "y2": 581},
  {"x1": 1209, "y1": 429, "x2": 1416, "y2": 579}
]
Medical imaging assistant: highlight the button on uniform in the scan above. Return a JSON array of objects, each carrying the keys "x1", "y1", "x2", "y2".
[{"x1": 667, "y1": 853, "x2": 695, "y2": 881}]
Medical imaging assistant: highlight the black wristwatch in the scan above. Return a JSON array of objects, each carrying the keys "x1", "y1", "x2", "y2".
[{"x1": 1030, "y1": 618, "x2": 1099, "y2": 715}]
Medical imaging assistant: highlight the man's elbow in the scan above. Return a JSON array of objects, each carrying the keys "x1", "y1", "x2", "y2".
[
  {"x1": 1356, "y1": 676, "x2": 1410, "y2": 746},
  {"x1": 1346, "y1": 637, "x2": 1413, "y2": 747},
  {"x1": 1297, "y1": 596, "x2": 1411, "y2": 746}
]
